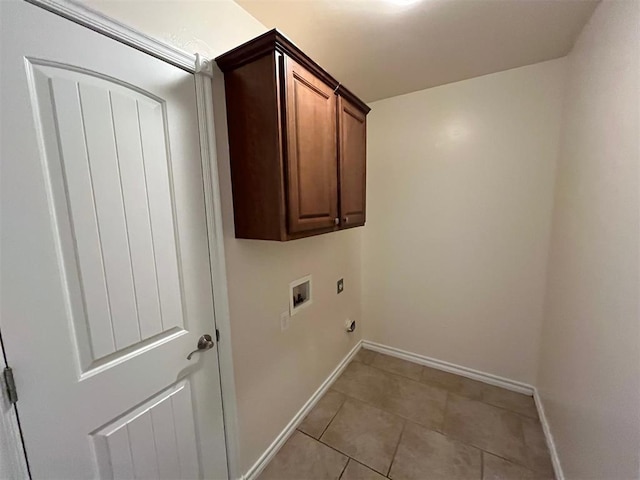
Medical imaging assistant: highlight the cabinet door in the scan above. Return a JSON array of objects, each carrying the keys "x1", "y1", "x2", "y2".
[
  {"x1": 338, "y1": 96, "x2": 367, "y2": 228},
  {"x1": 283, "y1": 56, "x2": 338, "y2": 234}
]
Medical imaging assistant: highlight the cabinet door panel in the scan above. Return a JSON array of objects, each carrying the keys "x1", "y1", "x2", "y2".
[
  {"x1": 338, "y1": 96, "x2": 367, "y2": 227},
  {"x1": 284, "y1": 56, "x2": 338, "y2": 234}
]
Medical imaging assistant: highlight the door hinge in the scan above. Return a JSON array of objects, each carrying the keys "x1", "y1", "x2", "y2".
[
  {"x1": 4, "y1": 367, "x2": 18, "y2": 405},
  {"x1": 215, "y1": 329, "x2": 220, "y2": 343}
]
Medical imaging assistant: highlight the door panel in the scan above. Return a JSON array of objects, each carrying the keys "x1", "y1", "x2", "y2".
[
  {"x1": 338, "y1": 96, "x2": 367, "y2": 228},
  {"x1": 284, "y1": 57, "x2": 338, "y2": 233},
  {"x1": 93, "y1": 381, "x2": 197, "y2": 479},
  {"x1": 29, "y1": 61, "x2": 185, "y2": 370},
  {"x1": 1, "y1": 2, "x2": 227, "y2": 478}
]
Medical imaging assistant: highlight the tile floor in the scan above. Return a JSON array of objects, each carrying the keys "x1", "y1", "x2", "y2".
[{"x1": 258, "y1": 349, "x2": 555, "y2": 480}]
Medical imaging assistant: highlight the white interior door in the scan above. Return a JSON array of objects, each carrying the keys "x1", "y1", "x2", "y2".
[{"x1": 0, "y1": 2, "x2": 228, "y2": 478}]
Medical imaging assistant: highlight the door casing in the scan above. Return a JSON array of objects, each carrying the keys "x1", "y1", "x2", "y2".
[{"x1": 0, "y1": 0, "x2": 240, "y2": 477}]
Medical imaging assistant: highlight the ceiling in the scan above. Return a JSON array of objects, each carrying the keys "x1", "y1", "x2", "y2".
[{"x1": 235, "y1": 0, "x2": 598, "y2": 102}]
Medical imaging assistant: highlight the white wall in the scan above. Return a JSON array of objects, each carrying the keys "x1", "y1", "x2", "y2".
[
  {"x1": 84, "y1": 0, "x2": 363, "y2": 474},
  {"x1": 537, "y1": 1, "x2": 640, "y2": 478},
  {"x1": 213, "y1": 87, "x2": 363, "y2": 474},
  {"x1": 362, "y1": 59, "x2": 566, "y2": 384}
]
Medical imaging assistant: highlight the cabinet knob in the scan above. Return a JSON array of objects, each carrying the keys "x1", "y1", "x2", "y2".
[
  {"x1": 334, "y1": 218, "x2": 339, "y2": 225},
  {"x1": 343, "y1": 216, "x2": 349, "y2": 224}
]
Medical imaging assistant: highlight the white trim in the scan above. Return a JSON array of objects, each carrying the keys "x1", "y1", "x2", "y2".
[
  {"x1": 533, "y1": 389, "x2": 564, "y2": 480},
  {"x1": 241, "y1": 339, "x2": 564, "y2": 480},
  {"x1": 26, "y1": 0, "x2": 197, "y2": 72},
  {"x1": 243, "y1": 341, "x2": 363, "y2": 480},
  {"x1": 361, "y1": 341, "x2": 564, "y2": 478},
  {"x1": 361, "y1": 341, "x2": 535, "y2": 395},
  {"x1": 194, "y1": 60, "x2": 242, "y2": 480},
  {"x1": 10, "y1": 1, "x2": 243, "y2": 478}
]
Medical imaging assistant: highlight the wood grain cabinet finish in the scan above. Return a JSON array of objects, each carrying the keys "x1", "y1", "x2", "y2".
[
  {"x1": 338, "y1": 96, "x2": 367, "y2": 228},
  {"x1": 215, "y1": 29, "x2": 370, "y2": 241},
  {"x1": 285, "y1": 58, "x2": 338, "y2": 234}
]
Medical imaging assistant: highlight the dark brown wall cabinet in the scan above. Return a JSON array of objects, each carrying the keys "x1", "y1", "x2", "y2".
[{"x1": 215, "y1": 29, "x2": 370, "y2": 241}]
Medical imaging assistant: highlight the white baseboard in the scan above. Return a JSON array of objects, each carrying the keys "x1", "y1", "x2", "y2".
[
  {"x1": 242, "y1": 339, "x2": 563, "y2": 480},
  {"x1": 242, "y1": 340, "x2": 363, "y2": 480},
  {"x1": 362, "y1": 341, "x2": 564, "y2": 478},
  {"x1": 361, "y1": 340, "x2": 534, "y2": 395},
  {"x1": 533, "y1": 389, "x2": 564, "y2": 480}
]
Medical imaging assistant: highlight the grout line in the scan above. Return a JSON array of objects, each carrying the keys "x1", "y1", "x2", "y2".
[
  {"x1": 297, "y1": 429, "x2": 354, "y2": 463},
  {"x1": 332, "y1": 390, "x2": 416, "y2": 430},
  {"x1": 301, "y1": 421, "x2": 389, "y2": 478},
  {"x1": 386, "y1": 419, "x2": 406, "y2": 477},
  {"x1": 288, "y1": 357, "x2": 547, "y2": 479},
  {"x1": 438, "y1": 389, "x2": 540, "y2": 422},
  {"x1": 479, "y1": 449, "x2": 538, "y2": 473},
  {"x1": 348, "y1": 359, "x2": 547, "y2": 467},
  {"x1": 317, "y1": 394, "x2": 347, "y2": 440},
  {"x1": 362, "y1": 342, "x2": 534, "y2": 396},
  {"x1": 367, "y1": 354, "x2": 430, "y2": 383},
  {"x1": 337, "y1": 458, "x2": 350, "y2": 480},
  {"x1": 361, "y1": 354, "x2": 539, "y2": 420}
]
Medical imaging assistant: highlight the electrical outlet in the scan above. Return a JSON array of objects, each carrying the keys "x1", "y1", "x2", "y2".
[
  {"x1": 337, "y1": 278, "x2": 344, "y2": 294},
  {"x1": 280, "y1": 311, "x2": 290, "y2": 331}
]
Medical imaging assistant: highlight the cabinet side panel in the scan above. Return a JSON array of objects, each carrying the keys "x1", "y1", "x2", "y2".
[{"x1": 223, "y1": 53, "x2": 285, "y2": 240}]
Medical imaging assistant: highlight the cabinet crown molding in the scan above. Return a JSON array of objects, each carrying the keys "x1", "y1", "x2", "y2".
[{"x1": 215, "y1": 28, "x2": 370, "y2": 114}]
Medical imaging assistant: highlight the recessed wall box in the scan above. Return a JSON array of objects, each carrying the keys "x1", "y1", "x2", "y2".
[{"x1": 289, "y1": 275, "x2": 312, "y2": 316}]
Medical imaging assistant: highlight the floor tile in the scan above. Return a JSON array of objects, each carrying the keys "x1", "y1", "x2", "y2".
[
  {"x1": 371, "y1": 353, "x2": 423, "y2": 381},
  {"x1": 321, "y1": 398, "x2": 404, "y2": 475},
  {"x1": 420, "y1": 366, "x2": 484, "y2": 400},
  {"x1": 340, "y1": 459, "x2": 386, "y2": 480},
  {"x1": 389, "y1": 422, "x2": 481, "y2": 480},
  {"x1": 481, "y1": 384, "x2": 538, "y2": 418},
  {"x1": 258, "y1": 430, "x2": 348, "y2": 480},
  {"x1": 332, "y1": 361, "x2": 447, "y2": 430},
  {"x1": 354, "y1": 348, "x2": 377, "y2": 365},
  {"x1": 521, "y1": 417, "x2": 555, "y2": 476},
  {"x1": 299, "y1": 390, "x2": 347, "y2": 439},
  {"x1": 443, "y1": 395, "x2": 528, "y2": 465},
  {"x1": 381, "y1": 373, "x2": 447, "y2": 430},
  {"x1": 332, "y1": 362, "x2": 393, "y2": 408},
  {"x1": 482, "y1": 452, "x2": 544, "y2": 480}
]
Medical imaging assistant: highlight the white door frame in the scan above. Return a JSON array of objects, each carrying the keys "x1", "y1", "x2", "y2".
[{"x1": 3, "y1": 1, "x2": 241, "y2": 478}]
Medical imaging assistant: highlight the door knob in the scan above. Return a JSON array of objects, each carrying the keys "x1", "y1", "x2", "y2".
[{"x1": 187, "y1": 334, "x2": 214, "y2": 360}]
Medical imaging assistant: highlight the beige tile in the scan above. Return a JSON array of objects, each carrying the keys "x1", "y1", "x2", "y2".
[
  {"x1": 380, "y1": 373, "x2": 448, "y2": 430},
  {"x1": 341, "y1": 459, "x2": 387, "y2": 480},
  {"x1": 299, "y1": 390, "x2": 346, "y2": 439},
  {"x1": 420, "y1": 366, "x2": 484, "y2": 400},
  {"x1": 332, "y1": 361, "x2": 392, "y2": 406},
  {"x1": 371, "y1": 353, "x2": 423, "y2": 380},
  {"x1": 522, "y1": 417, "x2": 555, "y2": 476},
  {"x1": 354, "y1": 348, "x2": 377, "y2": 365},
  {"x1": 443, "y1": 395, "x2": 528, "y2": 465},
  {"x1": 321, "y1": 398, "x2": 404, "y2": 475},
  {"x1": 482, "y1": 384, "x2": 538, "y2": 418},
  {"x1": 258, "y1": 430, "x2": 348, "y2": 480},
  {"x1": 483, "y1": 452, "x2": 544, "y2": 480},
  {"x1": 389, "y1": 422, "x2": 481, "y2": 480},
  {"x1": 332, "y1": 361, "x2": 447, "y2": 430}
]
